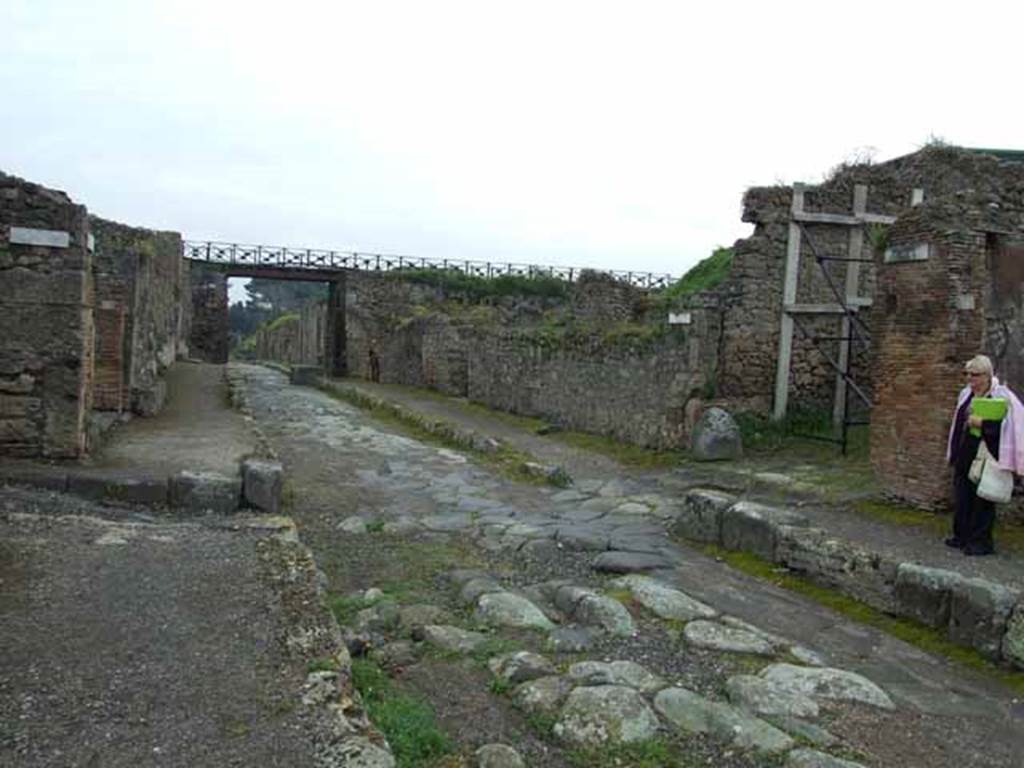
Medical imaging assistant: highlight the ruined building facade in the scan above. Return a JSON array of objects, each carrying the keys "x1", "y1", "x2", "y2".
[
  {"x1": 6, "y1": 146, "x2": 1024, "y2": 516},
  {"x1": 0, "y1": 172, "x2": 189, "y2": 458}
]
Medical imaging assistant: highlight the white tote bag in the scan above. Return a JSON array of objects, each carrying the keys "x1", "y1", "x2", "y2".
[{"x1": 977, "y1": 450, "x2": 1014, "y2": 503}]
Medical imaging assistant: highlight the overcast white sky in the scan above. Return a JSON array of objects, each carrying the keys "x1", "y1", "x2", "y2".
[{"x1": 4, "y1": 0, "x2": 1023, "y2": 303}]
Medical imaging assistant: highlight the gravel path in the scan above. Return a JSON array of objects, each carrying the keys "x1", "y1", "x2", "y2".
[{"x1": 0, "y1": 488, "x2": 340, "y2": 768}]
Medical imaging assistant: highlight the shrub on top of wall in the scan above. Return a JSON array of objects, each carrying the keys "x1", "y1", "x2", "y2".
[
  {"x1": 388, "y1": 267, "x2": 570, "y2": 300},
  {"x1": 264, "y1": 313, "x2": 300, "y2": 332},
  {"x1": 656, "y1": 246, "x2": 734, "y2": 305}
]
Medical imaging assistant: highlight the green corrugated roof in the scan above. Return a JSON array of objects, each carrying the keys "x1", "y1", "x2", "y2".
[{"x1": 965, "y1": 147, "x2": 1024, "y2": 163}]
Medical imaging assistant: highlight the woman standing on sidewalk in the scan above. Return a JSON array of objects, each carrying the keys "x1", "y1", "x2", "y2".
[{"x1": 946, "y1": 355, "x2": 1024, "y2": 555}]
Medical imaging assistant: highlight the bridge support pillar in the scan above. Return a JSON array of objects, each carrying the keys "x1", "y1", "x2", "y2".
[{"x1": 325, "y1": 276, "x2": 346, "y2": 378}]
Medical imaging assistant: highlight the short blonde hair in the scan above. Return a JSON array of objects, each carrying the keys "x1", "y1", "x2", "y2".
[{"x1": 965, "y1": 355, "x2": 994, "y2": 377}]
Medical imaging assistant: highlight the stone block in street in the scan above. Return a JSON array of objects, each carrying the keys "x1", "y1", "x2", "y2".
[
  {"x1": 775, "y1": 526, "x2": 899, "y2": 611},
  {"x1": 894, "y1": 563, "x2": 964, "y2": 628},
  {"x1": 690, "y1": 407, "x2": 742, "y2": 461},
  {"x1": 170, "y1": 470, "x2": 241, "y2": 514},
  {"x1": 949, "y1": 577, "x2": 1020, "y2": 661},
  {"x1": 721, "y1": 501, "x2": 808, "y2": 561},
  {"x1": 242, "y1": 458, "x2": 284, "y2": 514},
  {"x1": 1001, "y1": 601, "x2": 1024, "y2": 669},
  {"x1": 672, "y1": 488, "x2": 734, "y2": 544}
]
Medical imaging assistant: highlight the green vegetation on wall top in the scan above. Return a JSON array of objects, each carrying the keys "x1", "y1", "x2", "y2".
[
  {"x1": 389, "y1": 267, "x2": 570, "y2": 300},
  {"x1": 659, "y1": 246, "x2": 733, "y2": 302},
  {"x1": 264, "y1": 312, "x2": 299, "y2": 332}
]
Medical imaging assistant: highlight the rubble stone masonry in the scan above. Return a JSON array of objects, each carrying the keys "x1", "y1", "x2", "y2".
[{"x1": 0, "y1": 172, "x2": 94, "y2": 457}]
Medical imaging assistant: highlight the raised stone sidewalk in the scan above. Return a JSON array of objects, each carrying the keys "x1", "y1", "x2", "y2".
[{"x1": 0, "y1": 363, "x2": 283, "y2": 515}]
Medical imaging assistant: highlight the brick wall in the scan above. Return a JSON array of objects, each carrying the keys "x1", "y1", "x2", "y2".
[
  {"x1": 91, "y1": 217, "x2": 185, "y2": 415},
  {"x1": 0, "y1": 171, "x2": 94, "y2": 457},
  {"x1": 870, "y1": 186, "x2": 1024, "y2": 509}
]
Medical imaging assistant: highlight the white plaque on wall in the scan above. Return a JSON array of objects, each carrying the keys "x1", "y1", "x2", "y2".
[
  {"x1": 884, "y1": 242, "x2": 929, "y2": 263},
  {"x1": 668, "y1": 311, "x2": 692, "y2": 325},
  {"x1": 8, "y1": 226, "x2": 71, "y2": 248}
]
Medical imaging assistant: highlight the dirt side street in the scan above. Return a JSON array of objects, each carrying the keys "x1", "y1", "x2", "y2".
[{"x1": 0, "y1": 488, "x2": 343, "y2": 768}]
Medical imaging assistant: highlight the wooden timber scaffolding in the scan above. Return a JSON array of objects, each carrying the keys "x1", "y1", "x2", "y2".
[{"x1": 772, "y1": 183, "x2": 923, "y2": 449}]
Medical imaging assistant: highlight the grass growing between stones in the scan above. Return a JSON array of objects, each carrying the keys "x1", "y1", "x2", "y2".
[
  {"x1": 566, "y1": 739, "x2": 696, "y2": 768},
  {"x1": 702, "y1": 545, "x2": 1024, "y2": 696},
  {"x1": 551, "y1": 430, "x2": 684, "y2": 469},
  {"x1": 351, "y1": 658, "x2": 454, "y2": 767},
  {"x1": 852, "y1": 497, "x2": 1024, "y2": 555},
  {"x1": 322, "y1": 383, "x2": 567, "y2": 487}
]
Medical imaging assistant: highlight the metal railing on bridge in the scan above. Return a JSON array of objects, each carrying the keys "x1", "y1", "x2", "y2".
[{"x1": 183, "y1": 240, "x2": 676, "y2": 290}]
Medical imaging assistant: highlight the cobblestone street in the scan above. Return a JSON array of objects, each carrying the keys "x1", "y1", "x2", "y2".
[{"x1": 236, "y1": 363, "x2": 1024, "y2": 767}]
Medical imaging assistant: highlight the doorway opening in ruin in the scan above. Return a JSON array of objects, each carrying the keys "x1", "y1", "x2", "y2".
[{"x1": 227, "y1": 275, "x2": 334, "y2": 369}]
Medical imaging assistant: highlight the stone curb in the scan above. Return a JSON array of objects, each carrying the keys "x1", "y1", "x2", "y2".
[
  {"x1": 257, "y1": 517, "x2": 396, "y2": 766},
  {"x1": 676, "y1": 489, "x2": 1024, "y2": 670},
  {"x1": 319, "y1": 379, "x2": 571, "y2": 486},
  {"x1": 1, "y1": 462, "x2": 284, "y2": 516}
]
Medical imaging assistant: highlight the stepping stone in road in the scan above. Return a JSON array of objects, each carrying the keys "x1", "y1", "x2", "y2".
[
  {"x1": 545, "y1": 626, "x2": 599, "y2": 653},
  {"x1": 684, "y1": 620, "x2": 776, "y2": 655},
  {"x1": 489, "y1": 651, "x2": 557, "y2": 685},
  {"x1": 460, "y1": 577, "x2": 504, "y2": 605},
  {"x1": 513, "y1": 675, "x2": 574, "y2": 715},
  {"x1": 566, "y1": 660, "x2": 666, "y2": 694},
  {"x1": 554, "y1": 685, "x2": 660, "y2": 746},
  {"x1": 725, "y1": 674, "x2": 820, "y2": 719},
  {"x1": 610, "y1": 575, "x2": 718, "y2": 621},
  {"x1": 757, "y1": 664, "x2": 895, "y2": 711},
  {"x1": 552, "y1": 585, "x2": 635, "y2": 637},
  {"x1": 592, "y1": 551, "x2": 676, "y2": 574},
  {"x1": 417, "y1": 624, "x2": 488, "y2": 654},
  {"x1": 654, "y1": 686, "x2": 794, "y2": 754},
  {"x1": 475, "y1": 592, "x2": 556, "y2": 631}
]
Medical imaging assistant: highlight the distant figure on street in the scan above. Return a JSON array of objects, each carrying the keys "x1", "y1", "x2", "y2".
[
  {"x1": 946, "y1": 355, "x2": 1024, "y2": 555},
  {"x1": 368, "y1": 342, "x2": 381, "y2": 383}
]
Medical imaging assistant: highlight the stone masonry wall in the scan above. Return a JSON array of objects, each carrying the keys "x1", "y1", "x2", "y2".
[
  {"x1": 0, "y1": 172, "x2": 94, "y2": 457},
  {"x1": 719, "y1": 147, "x2": 1024, "y2": 416},
  {"x1": 253, "y1": 301, "x2": 326, "y2": 366},
  {"x1": 189, "y1": 262, "x2": 229, "y2": 364},
  {"x1": 252, "y1": 269, "x2": 716, "y2": 449},
  {"x1": 468, "y1": 316, "x2": 718, "y2": 449},
  {"x1": 871, "y1": 184, "x2": 1024, "y2": 509},
  {"x1": 91, "y1": 217, "x2": 186, "y2": 416}
]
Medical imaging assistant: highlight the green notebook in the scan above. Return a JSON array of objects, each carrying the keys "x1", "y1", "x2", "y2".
[{"x1": 970, "y1": 397, "x2": 1008, "y2": 436}]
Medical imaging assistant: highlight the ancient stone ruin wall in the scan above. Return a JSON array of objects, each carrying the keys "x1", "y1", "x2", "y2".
[
  {"x1": 871, "y1": 184, "x2": 1024, "y2": 509},
  {"x1": 718, "y1": 147, "x2": 1024, "y2": 416},
  {"x1": 343, "y1": 271, "x2": 449, "y2": 380},
  {"x1": 0, "y1": 170, "x2": 193, "y2": 458},
  {"x1": 188, "y1": 262, "x2": 229, "y2": 364},
  {"x1": 0, "y1": 172, "x2": 95, "y2": 457},
  {"x1": 468, "y1": 313, "x2": 719, "y2": 448},
  {"x1": 255, "y1": 269, "x2": 719, "y2": 449},
  {"x1": 253, "y1": 301, "x2": 326, "y2": 366},
  {"x1": 570, "y1": 270, "x2": 645, "y2": 324},
  {"x1": 91, "y1": 217, "x2": 187, "y2": 416}
]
